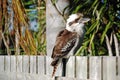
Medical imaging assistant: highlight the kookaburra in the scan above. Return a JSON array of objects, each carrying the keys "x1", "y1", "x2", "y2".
[{"x1": 51, "y1": 13, "x2": 90, "y2": 77}]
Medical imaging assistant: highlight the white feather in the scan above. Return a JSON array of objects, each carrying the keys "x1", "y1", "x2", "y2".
[
  {"x1": 67, "y1": 14, "x2": 79, "y2": 23},
  {"x1": 65, "y1": 14, "x2": 85, "y2": 33}
]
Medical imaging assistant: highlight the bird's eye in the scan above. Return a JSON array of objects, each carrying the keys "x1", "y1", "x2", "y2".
[
  {"x1": 75, "y1": 18, "x2": 80, "y2": 22},
  {"x1": 69, "y1": 22, "x2": 73, "y2": 26}
]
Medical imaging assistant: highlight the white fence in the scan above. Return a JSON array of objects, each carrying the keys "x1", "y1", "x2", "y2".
[{"x1": 0, "y1": 56, "x2": 120, "y2": 80}]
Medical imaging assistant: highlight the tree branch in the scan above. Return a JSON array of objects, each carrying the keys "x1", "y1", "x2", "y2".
[
  {"x1": 1, "y1": 32, "x2": 11, "y2": 55},
  {"x1": 105, "y1": 35, "x2": 113, "y2": 56},
  {"x1": 51, "y1": 0, "x2": 66, "y2": 22},
  {"x1": 113, "y1": 33, "x2": 119, "y2": 56}
]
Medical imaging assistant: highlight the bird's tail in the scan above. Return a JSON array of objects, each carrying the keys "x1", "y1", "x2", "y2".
[
  {"x1": 52, "y1": 64, "x2": 58, "y2": 77},
  {"x1": 51, "y1": 58, "x2": 59, "y2": 77}
]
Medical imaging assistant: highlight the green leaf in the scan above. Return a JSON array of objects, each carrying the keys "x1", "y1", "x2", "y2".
[
  {"x1": 86, "y1": 20, "x2": 99, "y2": 34},
  {"x1": 91, "y1": 42, "x2": 95, "y2": 56},
  {"x1": 101, "y1": 21, "x2": 112, "y2": 44},
  {"x1": 89, "y1": 0, "x2": 98, "y2": 11},
  {"x1": 73, "y1": 5, "x2": 83, "y2": 13},
  {"x1": 92, "y1": 2, "x2": 99, "y2": 15}
]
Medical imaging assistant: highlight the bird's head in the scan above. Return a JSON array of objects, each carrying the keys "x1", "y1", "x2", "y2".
[{"x1": 66, "y1": 13, "x2": 90, "y2": 32}]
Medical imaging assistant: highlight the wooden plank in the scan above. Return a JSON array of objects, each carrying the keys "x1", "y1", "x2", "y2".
[
  {"x1": 16, "y1": 56, "x2": 22, "y2": 72},
  {"x1": 117, "y1": 75, "x2": 120, "y2": 80},
  {"x1": 10, "y1": 72, "x2": 17, "y2": 80},
  {"x1": 103, "y1": 56, "x2": 116, "y2": 80},
  {"x1": 0, "y1": 72, "x2": 54, "y2": 80},
  {"x1": 76, "y1": 56, "x2": 87, "y2": 79},
  {"x1": 0, "y1": 56, "x2": 4, "y2": 72},
  {"x1": 36, "y1": 74, "x2": 54, "y2": 80},
  {"x1": 46, "y1": 56, "x2": 53, "y2": 76},
  {"x1": 38, "y1": 56, "x2": 45, "y2": 74},
  {"x1": 10, "y1": 56, "x2": 16, "y2": 72},
  {"x1": 56, "y1": 76, "x2": 89, "y2": 80},
  {"x1": 22, "y1": 55, "x2": 29, "y2": 73},
  {"x1": 66, "y1": 56, "x2": 75, "y2": 77},
  {"x1": 89, "y1": 56, "x2": 102, "y2": 80},
  {"x1": 0, "y1": 72, "x2": 9, "y2": 80},
  {"x1": 118, "y1": 57, "x2": 120, "y2": 78},
  {"x1": 4, "y1": 56, "x2": 11, "y2": 72},
  {"x1": 25, "y1": 73, "x2": 54, "y2": 80},
  {"x1": 16, "y1": 73, "x2": 26, "y2": 80},
  {"x1": 30, "y1": 56, "x2": 36, "y2": 73},
  {"x1": 46, "y1": 56, "x2": 62, "y2": 77},
  {"x1": 56, "y1": 77, "x2": 76, "y2": 80}
]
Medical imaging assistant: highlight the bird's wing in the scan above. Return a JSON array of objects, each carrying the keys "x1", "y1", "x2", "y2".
[
  {"x1": 51, "y1": 30, "x2": 77, "y2": 58},
  {"x1": 61, "y1": 37, "x2": 77, "y2": 54},
  {"x1": 51, "y1": 30, "x2": 65, "y2": 58}
]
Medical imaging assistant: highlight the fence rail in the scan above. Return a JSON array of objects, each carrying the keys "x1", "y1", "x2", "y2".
[{"x1": 0, "y1": 56, "x2": 120, "y2": 80}]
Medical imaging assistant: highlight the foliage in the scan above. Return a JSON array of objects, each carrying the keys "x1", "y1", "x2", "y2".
[
  {"x1": 0, "y1": 0, "x2": 46, "y2": 55},
  {"x1": 69, "y1": 0, "x2": 120, "y2": 56},
  {"x1": 22, "y1": 0, "x2": 46, "y2": 55}
]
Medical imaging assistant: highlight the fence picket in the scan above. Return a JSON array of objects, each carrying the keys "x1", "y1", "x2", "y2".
[
  {"x1": 56, "y1": 76, "x2": 89, "y2": 80},
  {"x1": 56, "y1": 77, "x2": 76, "y2": 80},
  {"x1": 23, "y1": 55, "x2": 29, "y2": 73},
  {"x1": 0, "y1": 72, "x2": 54, "y2": 80},
  {"x1": 89, "y1": 57, "x2": 102, "y2": 80},
  {"x1": 10, "y1": 56, "x2": 16, "y2": 72},
  {"x1": 76, "y1": 56, "x2": 87, "y2": 79},
  {"x1": 11, "y1": 73, "x2": 17, "y2": 80},
  {"x1": 118, "y1": 57, "x2": 120, "y2": 77},
  {"x1": 0, "y1": 72, "x2": 9, "y2": 80},
  {"x1": 16, "y1": 56, "x2": 22, "y2": 72},
  {"x1": 0, "y1": 56, "x2": 4, "y2": 72},
  {"x1": 41, "y1": 56, "x2": 56, "y2": 79},
  {"x1": 30, "y1": 56, "x2": 36, "y2": 73},
  {"x1": 38, "y1": 56, "x2": 45, "y2": 74},
  {"x1": 0, "y1": 56, "x2": 119, "y2": 80},
  {"x1": 4, "y1": 56, "x2": 11, "y2": 72},
  {"x1": 46, "y1": 56, "x2": 53, "y2": 76},
  {"x1": 66, "y1": 56, "x2": 75, "y2": 77},
  {"x1": 103, "y1": 56, "x2": 116, "y2": 80}
]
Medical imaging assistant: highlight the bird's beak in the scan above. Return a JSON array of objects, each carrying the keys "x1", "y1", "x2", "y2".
[{"x1": 79, "y1": 18, "x2": 90, "y2": 23}]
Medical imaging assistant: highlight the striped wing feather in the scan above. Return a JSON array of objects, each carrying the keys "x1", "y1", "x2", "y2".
[{"x1": 51, "y1": 29, "x2": 77, "y2": 58}]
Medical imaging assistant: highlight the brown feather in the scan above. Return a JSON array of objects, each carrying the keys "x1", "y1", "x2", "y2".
[
  {"x1": 52, "y1": 29, "x2": 77, "y2": 58},
  {"x1": 51, "y1": 29, "x2": 77, "y2": 77},
  {"x1": 51, "y1": 58, "x2": 59, "y2": 66},
  {"x1": 52, "y1": 64, "x2": 58, "y2": 77}
]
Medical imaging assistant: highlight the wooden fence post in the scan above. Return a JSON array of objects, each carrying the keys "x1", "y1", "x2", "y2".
[
  {"x1": 76, "y1": 56, "x2": 87, "y2": 79},
  {"x1": 38, "y1": 56, "x2": 45, "y2": 74},
  {"x1": 30, "y1": 56, "x2": 37, "y2": 73},
  {"x1": 10, "y1": 56, "x2": 16, "y2": 72},
  {"x1": 89, "y1": 56, "x2": 102, "y2": 80},
  {"x1": 16, "y1": 56, "x2": 22, "y2": 72},
  {"x1": 66, "y1": 56, "x2": 75, "y2": 77},
  {"x1": 22, "y1": 55, "x2": 29, "y2": 73},
  {"x1": 118, "y1": 57, "x2": 120, "y2": 79},
  {"x1": 103, "y1": 56, "x2": 116, "y2": 80},
  {"x1": 4, "y1": 56, "x2": 10, "y2": 72},
  {"x1": 0, "y1": 56, "x2": 4, "y2": 72}
]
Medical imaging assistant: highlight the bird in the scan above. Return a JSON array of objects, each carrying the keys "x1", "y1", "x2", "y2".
[{"x1": 51, "y1": 13, "x2": 90, "y2": 77}]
